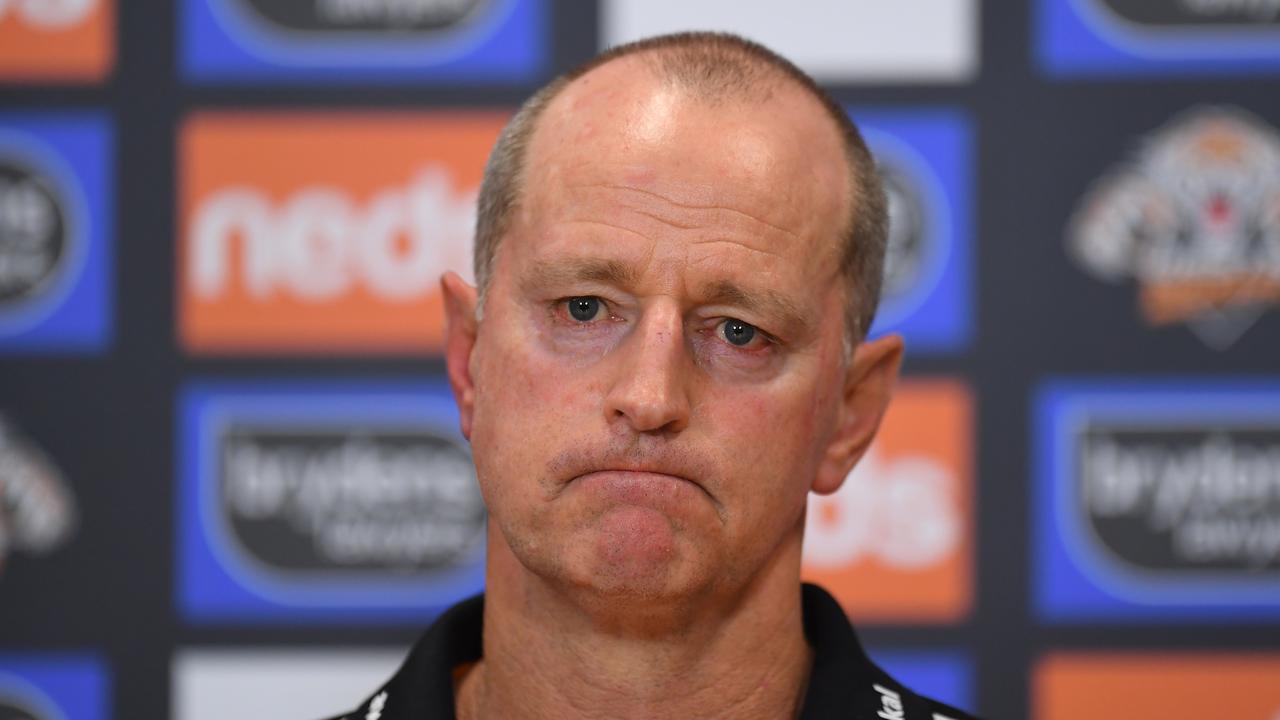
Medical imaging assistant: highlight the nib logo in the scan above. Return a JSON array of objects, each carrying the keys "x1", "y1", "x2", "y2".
[
  {"x1": 0, "y1": 415, "x2": 76, "y2": 574},
  {"x1": 804, "y1": 448, "x2": 959, "y2": 571},
  {"x1": 801, "y1": 380, "x2": 973, "y2": 622}
]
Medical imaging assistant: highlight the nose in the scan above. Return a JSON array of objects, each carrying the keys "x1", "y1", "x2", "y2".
[{"x1": 604, "y1": 303, "x2": 691, "y2": 435}]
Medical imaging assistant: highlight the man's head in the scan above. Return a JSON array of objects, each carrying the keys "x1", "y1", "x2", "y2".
[
  {"x1": 442, "y1": 32, "x2": 902, "y2": 618},
  {"x1": 474, "y1": 32, "x2": 888, "y2": 345}
]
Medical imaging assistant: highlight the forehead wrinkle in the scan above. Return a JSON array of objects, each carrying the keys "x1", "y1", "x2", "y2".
[
  {"x1": 594, "y1": 182, "x2": 800, "y2": 239},
  {"x1": 559, "y1": 218, "x2": 653, "y2": 242}
]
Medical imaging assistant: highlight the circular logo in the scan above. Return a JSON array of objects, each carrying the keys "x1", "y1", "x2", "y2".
[
  {"x1": 0, "y1": 158, "x2": 67, "y2": 308},
  {"x1": 879, "y1": 164, "x2": 927, "y2": 299}
]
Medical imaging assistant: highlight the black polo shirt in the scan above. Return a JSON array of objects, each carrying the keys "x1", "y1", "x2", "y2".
[{"x1": 327, "y1": 584, "x2": 982, "y2": 720}]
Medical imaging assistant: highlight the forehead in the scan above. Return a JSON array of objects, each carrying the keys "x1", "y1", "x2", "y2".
[{"x1": 513, "y1": 56, "x2": 851, "y2": 266}]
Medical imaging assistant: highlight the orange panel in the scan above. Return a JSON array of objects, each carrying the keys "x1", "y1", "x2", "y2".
[
  {"x1": 0, "y1": 0, "x2": 113, "y2": 81},
  {"x1": 801, "y1": 379, "x2": 973, "y2": 622},
  {"x1": 178, "y1": 112, "x2": 507, "y2": 354},
  {"x1": 1036, "y1": 654, "x2": 1280, "y2": 719}
]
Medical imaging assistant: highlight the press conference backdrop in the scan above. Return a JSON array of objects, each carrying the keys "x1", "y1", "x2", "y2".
[{"x1": 1, "y1": 1, "x2": 1278, "y2": 718}]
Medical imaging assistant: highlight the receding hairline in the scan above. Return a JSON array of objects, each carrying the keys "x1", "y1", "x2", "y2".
[{"x1": 473, "y1": 32, "x2": 887, "y2": 342}]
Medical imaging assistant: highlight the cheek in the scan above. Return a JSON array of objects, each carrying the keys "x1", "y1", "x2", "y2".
[
  {"x1": 718, "y1": 387, "x2": 817, "y2": 454},
  {"x1": 703, "y1": 384, "x2": 822, "y2": 506},
  {"x1": 469, "y1": 321, "x2": 607, "y2": 487}
]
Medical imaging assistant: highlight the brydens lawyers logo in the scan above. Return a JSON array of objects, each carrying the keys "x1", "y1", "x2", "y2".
[
  {"x1": 1035, "y1": 654, "x2": 1280, "y2": 719},
  {"x1": 222, "y1": 426, "x2": 482, "y2": 572},
  {"x1": 180, "y1": 112, "x2": 504, "y2": 354},
  {"x1": 1089, "y1": 0, "x2": 1280, "y2": 28},
  {"x1": 0, "y1": 415, "x2": 77, "y2": 575},
  {"x1": 232, "y1": 0, "x2": 485, "y2": 33},
  {"x1": 1069, "y1": 107, "x2": 1280, "y2": 349},
  {"x1": 802, "y1": 380, "x2": 972, "y2": 622},
  {"x1": 1035, "y1": 381, "x2": 1280, "y2": 621},
  {"x1": 182, "y1": 0, "x2": 546, "y2": 83},
  {"x1": 178, "y1": 381, "x2": 486, "y2": 622},
  {"x1": 1083, "y1": 425, "x2": 1280, "y2": 573},
  {"x1": 1037, "y1": 0, "x2": 1280, "y2": 76},
  {"x1": 0, "y1": 0, "x2": 113, "y2": 81}
]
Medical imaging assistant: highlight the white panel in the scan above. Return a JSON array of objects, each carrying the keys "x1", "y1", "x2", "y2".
[
  {"x1": 172, "y1": 648, "x2": 407, "y2": 720},
  {"x1": 601, "y1": 0, "x2": 979, "y2": 83}
]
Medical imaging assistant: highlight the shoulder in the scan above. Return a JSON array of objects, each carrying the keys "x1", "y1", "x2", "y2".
[
  {"x1": 800, "y1": 583, "x2": 986, "y2": 720},
  {"x1": 317, "y1": 594, "x2": 485, "y2": 720}
]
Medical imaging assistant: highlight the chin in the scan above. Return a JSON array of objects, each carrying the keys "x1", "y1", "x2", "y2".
[{"x1": 519, "y1": 526, "x2": 710, "y2": 607}]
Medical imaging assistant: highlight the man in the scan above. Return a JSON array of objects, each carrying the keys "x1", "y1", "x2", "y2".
[{"x1": 333, "y1": 32, "x2": 980, "y2": 720}]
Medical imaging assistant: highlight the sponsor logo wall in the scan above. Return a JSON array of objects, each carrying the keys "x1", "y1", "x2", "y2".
[
  {"x1": 602, "y1": 0, "x2": 979, "y2": 83},
  {"x1": 171, "y1": 648, "x2": 403, "y2": 720},
  {"x1": 874, "y1": 651, "x2": 974, "y2": 713},
  {"x1": 1035, "y1": 654, "x2": 1280, "y2": 718},
  {"x1": 802, "y1": 379, "x2": 973, "y2": 622},
  {"x1": 0, "y1": 114, "x2": 112, "y2": 353},
  {"x1": 178, "y1": 381, "x2": 485, "y2": 623},
  {"x1": 1035, "y1": 381, "x2": 1280, "y2": 621},
  {"x1": 1069, "y1": 106, "x2": 1280, "y2": 349},
  {"x1": 855, "y1": 109, "x2": 973, "y2": 352},
  {"x1": 1037, "y1": 0, "x2": 1280, "y2": 75},
  {"x1": 2, "y1": 2, "x2": 1277, "y2": 719},
  {"x1": 0, "y1": 415, "x2": 77, "y2": 575},
  {"x1": 181, "y1": 0, "x2": 548, "y2": 83},
  {"x1": 179, "y1": 112, "x2": 502, "y2": 354},
  {"x1": 0, "y1": 0, "x2": 114, "y2": 82},
  {"x1": 0, "y1": 656, "x2": 108, "y2": 720}
]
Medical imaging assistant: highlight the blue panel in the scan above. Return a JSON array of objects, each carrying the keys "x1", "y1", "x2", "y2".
[
  {"x1": 852, "y1": 108, "x2": 973, "y2": 354},
  {"x1": 871, "y1": 649, "x2": 974, "y2": 713},
  {"x1": 176, "y1": 379, "x2": 486, "y2": 624},
  {"x1": 181, "y1": 0, "x2": 548, "y2": 84},
  {"x1": 1034, "y1": 379, "x2": 1280, "y2": 622},
  {"x1": 0, "y1": 114, "x2": 112, "y2": 354},
  {"x1": 1038, "y1": 0, "x2": 1280, "y2": 77},
  {"x1": 0, "y1": 655, "x2": 110, "y2": 720}
]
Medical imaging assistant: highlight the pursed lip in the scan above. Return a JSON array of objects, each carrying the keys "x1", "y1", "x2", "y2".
[{"x1": 572, "y1": 467, "x2": 714, "y2": 502}]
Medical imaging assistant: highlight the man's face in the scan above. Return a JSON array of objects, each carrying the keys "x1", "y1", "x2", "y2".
[{"x1": 452, "y1": 61, "x2": 884, "y2": 606}]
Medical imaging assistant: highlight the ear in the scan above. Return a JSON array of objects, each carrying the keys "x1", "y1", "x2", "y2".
[
  {"x1": 441, "y1": 271, "x2": 479, "y2": 440},
  {"x1": 811, "y1": 334, "x2": 904, "y2": 495}
]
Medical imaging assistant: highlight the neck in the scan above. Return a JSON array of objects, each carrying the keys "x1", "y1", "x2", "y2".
[{"x1": 457, "y1": 531, "x2": 813, "y2": 720}]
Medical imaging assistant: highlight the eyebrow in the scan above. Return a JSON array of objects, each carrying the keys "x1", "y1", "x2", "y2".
[
  {"x1": 699, "y1": 280, "x2": 811, "y2": 336},
  {"x1": 521, "y1": 258, "x2": 642, "y2": 293}
]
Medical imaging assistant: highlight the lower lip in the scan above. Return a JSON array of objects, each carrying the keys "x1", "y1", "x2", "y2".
[{"x1": 572, "y1": 470, "x2": 705, "y2": 508}]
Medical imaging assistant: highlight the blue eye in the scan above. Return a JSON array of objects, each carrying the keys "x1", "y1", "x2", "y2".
[
  {"x1": 567, "y1": 297, "x2": 601, "y2": 322},
  {"x1": 722, "y1": 319, "x2": 757, "y2": 346}
]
